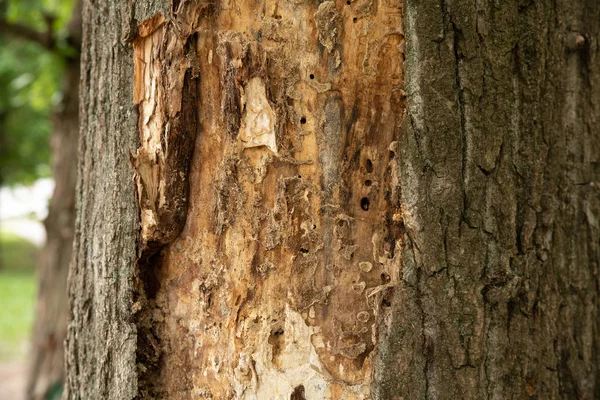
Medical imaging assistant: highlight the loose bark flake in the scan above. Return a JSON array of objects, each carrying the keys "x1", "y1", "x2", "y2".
[{"x1": 131, "y1": 10, "x2": 199, "y2": 251}]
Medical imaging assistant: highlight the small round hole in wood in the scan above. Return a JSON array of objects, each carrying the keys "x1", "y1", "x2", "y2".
[{"x1": 360, "y1": 197, "x2": 370, "y2": 211}]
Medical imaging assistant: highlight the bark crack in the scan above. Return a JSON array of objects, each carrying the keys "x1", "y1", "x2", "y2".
[{"x1": 442, "y1": 1, "x2": 469, "y2": 224}]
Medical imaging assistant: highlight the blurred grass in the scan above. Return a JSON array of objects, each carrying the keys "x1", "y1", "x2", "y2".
[
  {"x1": 0, "y1": 231, "x2": 38, "y2": 361},
  {"x1": 0, "y1": 231, "x2": 38, "y2": 273}
]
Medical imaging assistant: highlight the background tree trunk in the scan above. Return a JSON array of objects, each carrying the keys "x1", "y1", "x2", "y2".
[
  {"x1": 26, "y1": 3, "x2": 81, "y2": 399},
  {"x1": 66, "y1": 0, "x2": 600, "y2": 399}
]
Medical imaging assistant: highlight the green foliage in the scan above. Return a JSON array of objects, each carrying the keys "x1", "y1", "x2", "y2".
[
  {"x1": 0, "y1": 41, "x2": 56, "y2": 186},
  {"x1": 45, "y1": 381, "x2": 64, "y2": 400},
  {"x1": 4, "y1": 0, "x2": 69, "y2": 30},
  {"x1": 0, "y1": 0, "x2": 74, "y2": 186}
]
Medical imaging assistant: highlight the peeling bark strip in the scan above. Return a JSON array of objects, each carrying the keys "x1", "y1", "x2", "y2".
[
  {"x1": 131, "y1": 0, "x2": 405, "y2": 398},
  {"x1": 130, "y1": 3, "x2": 208, "y2": 398},
  {"x1": 131, "y1": 8, "x2": 200, "y2": 251}
]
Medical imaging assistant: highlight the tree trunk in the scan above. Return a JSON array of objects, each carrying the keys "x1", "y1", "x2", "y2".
[
  {"x1": 26, "y1": 3, "x2": 82, "y2": 400},
  {"x1": 65, "y1": 0, "x2": 600, "y2": 399}
]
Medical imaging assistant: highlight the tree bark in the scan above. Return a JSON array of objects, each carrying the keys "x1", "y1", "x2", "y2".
[
  {"x1": 66, "y1": 0, "x2": 600, "y2": 399},
  {"x1": 25, "y1": 3, "x2": 81, "y2": 399}
]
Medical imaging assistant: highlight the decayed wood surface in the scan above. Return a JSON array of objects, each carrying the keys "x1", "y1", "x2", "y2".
[
  {"x1": 130, "y1": 0, "x2": 404, "y2": 398},
  {"x1": 65, "y1": 0, "x2": 600, "y2": 399}
]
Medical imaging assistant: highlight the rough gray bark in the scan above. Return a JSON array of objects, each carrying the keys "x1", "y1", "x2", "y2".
[
  {"x1": 65, "y1": 0, "x2": 600, "y2": 399},
  {"x1": 375, "y1": 0, "x2": 600, "y2": 398},
  {"x1": 64, "y1": 2, "x2": 151, "y2": 398}
]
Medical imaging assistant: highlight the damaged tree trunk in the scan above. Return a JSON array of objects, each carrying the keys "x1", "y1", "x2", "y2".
[{"x1": 66, "y1": 0, "x2": 600, "y2": 399}]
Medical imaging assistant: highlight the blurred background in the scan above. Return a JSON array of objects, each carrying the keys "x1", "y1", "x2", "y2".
[{"x1": 0, "y1": 0, "x2": 80, "y2": 399}]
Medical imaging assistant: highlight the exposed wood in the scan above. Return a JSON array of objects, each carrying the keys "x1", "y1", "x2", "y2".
[{"x1": 128, "y1": 1, "x2": 405, "y2": 398}]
